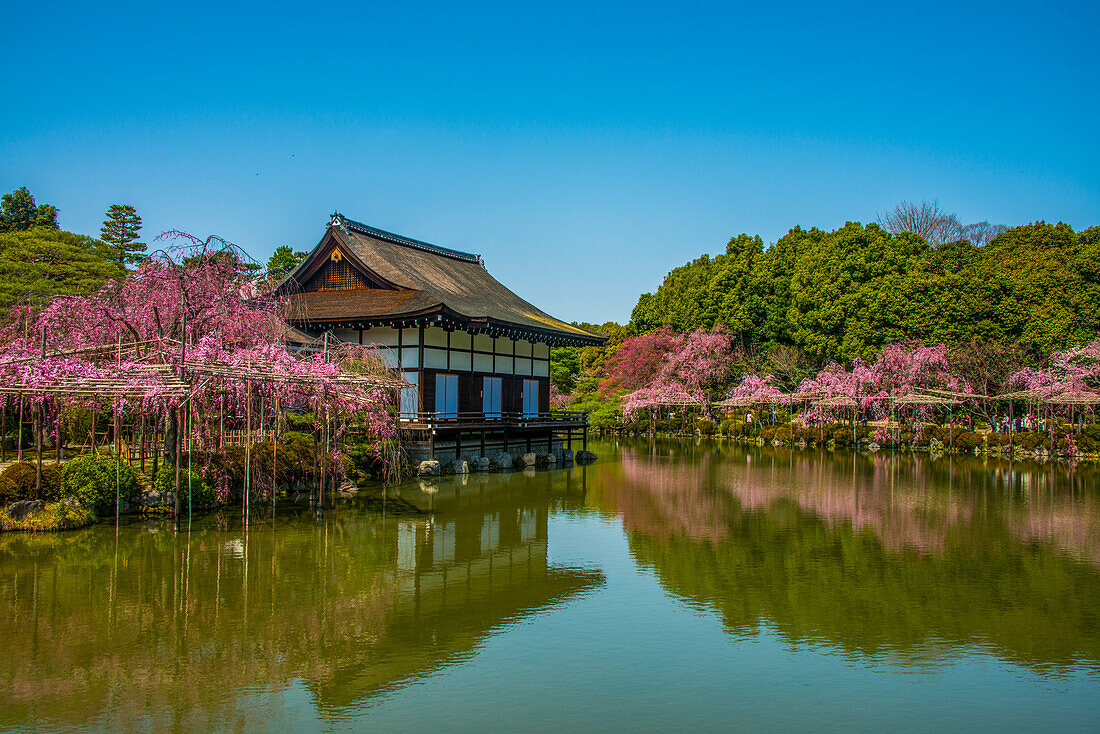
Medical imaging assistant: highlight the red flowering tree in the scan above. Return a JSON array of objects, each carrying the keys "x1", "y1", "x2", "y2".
[{"x1": 620, "y1": 326, "x2": 740, "y2": 420}]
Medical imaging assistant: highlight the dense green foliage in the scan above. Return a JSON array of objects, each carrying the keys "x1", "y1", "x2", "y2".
[
  {"x1": 61, "y1": 454, "x2": 139, "y2": 514},
  {"x1": 0, "y1": 462, "x2": 64, "y2": 502},
  {"x1": 153, "y1": 465, "x2": 215, "y2": 508},
  {"x1": 630, "y1": 222, "x2": 1100, "y2": 362},
  {"x1": 266, "y1": 245, "x2": 308, "y2": 283},
  {"x1": 0, "y1": 227, "x2": 121, "y2": 318},
  {"x1": 0, "y1": 187, "x2": 59, "y2": 232}
]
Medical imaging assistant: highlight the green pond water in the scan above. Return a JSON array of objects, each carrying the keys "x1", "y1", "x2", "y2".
[{"x1": 2, "y1": 439, "x2": 1100, "y2": 733}]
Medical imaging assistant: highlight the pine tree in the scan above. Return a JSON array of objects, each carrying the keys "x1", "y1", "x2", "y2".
[{"x1": 100, "y1": 204, "x2": 146, "y2": 268}]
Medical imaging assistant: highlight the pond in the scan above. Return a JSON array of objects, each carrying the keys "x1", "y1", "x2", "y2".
[{"x1": 2, "y1": 439, "x2": 1100, "y2": 732}]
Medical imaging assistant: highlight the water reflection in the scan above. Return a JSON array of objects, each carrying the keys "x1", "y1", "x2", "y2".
[
  {"x1": 591, "y1": 439, "x2": 1100, "y2": 674},
  {"x1": 0, "y1": 472, "x2": 602, "y2": 732}
]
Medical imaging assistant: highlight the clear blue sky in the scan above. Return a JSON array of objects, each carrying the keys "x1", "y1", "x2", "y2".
[{"x1": 3, "y1": 1, "x2": 1098, "y2": 324}]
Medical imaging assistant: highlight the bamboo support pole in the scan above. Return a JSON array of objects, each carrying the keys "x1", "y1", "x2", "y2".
[
  {"x1": 35, "y1": 326, "x2": 45, "y2": 498},
  {"x1": 272, "y1": 397, "x2": 279, "y2": 516},
  {"x1": 114, "y1": 408, "x2": 121, "y2": 523},
  {"x1": 245, "y1": 379, "x2": 252, "y2": 525}
]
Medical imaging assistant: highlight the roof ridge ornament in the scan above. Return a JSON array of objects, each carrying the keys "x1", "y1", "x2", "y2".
[{"x1": 329, "y1": 212, "x2": 346, "y2": 229}]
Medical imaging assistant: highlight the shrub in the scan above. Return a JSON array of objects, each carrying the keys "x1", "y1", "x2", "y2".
[
  {"x1": 759, "y1": 426, "x2": 776, "y2": 443},
  {"x1": 153, "y1": 465, "x2": 215, "y2": 509},
  {"x1": 192, "y1": 447, "x2": 246, "y2": 500},
  {"x1": 832, "y1": 427, "x2": 855, "y2": 447},
  {"x1": 953, "y1": 431, "x2": 983, "y2": 452},
  {"x1": 697, "y1": 419, "x2": 718, "y2": 437},
  {"x1": 1014, "y1": 431, "x2": 1048, "y2": 451},
  {"x1": 61, "y1": 454, "x2": 139, "y2": 515},
  {"x1": 283, "y1": 412, "x2": 316, "y2": 434},
  {"x1": 0, "y1": 475, "x2": 16, "y2": 505},
  {"x1": 0, "y1": 462, "x2": 63, "y2": 503},
  {"x1": 250, "y1": 432, "x2": 319, "y2": 490},
  {"x1": 773, "y1": 426, "x2": 792, "y2": 444}
]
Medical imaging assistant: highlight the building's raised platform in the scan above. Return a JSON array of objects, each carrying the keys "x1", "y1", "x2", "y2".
[{"x1": 398, "y1": 410, "x2": 590, "y2": 464}]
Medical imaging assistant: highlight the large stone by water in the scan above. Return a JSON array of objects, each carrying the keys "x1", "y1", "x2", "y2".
[{"x1": 5, "y1": 499, "x2": 43, "y2": 520}]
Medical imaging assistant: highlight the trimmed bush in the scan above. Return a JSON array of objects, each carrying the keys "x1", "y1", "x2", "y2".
[
  {"x1": 0, "y1": 462, "x2": 63, "y2": 503},
  {"x1": 61, "y1": 454, "x2": 139, "y2": 515},
  {"x1": 697, "y1": 419, "x2": 718, "y2": 437},
  {"x1": 153, "y1": 465, "x2": 215, "y2": 509},
  {"x1": 1014, "y1": 431, "x2": 1048, "y2": 451},
  {"x1": 953, "y1": 431, "x2": 983, "y2": 452}
]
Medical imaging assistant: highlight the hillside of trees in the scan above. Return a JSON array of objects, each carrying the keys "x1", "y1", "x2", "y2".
[
  {"x1": 629, "y1": 219, "x2": 1100, "y2": 363},
  {"x1": 553, "y1": 206, "x2": 1099, "y2": 428}
]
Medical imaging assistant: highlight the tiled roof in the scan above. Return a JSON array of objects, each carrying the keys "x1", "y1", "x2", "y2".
[{"x1": 281, "y1": 214, "x2": 606, "y2": 346}]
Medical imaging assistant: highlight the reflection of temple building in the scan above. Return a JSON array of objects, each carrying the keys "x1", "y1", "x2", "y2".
[
  {"x1": 313, "y1": 471, "x2": 600, "y2": 709},
  {"x1": 0, "y1": 468, "x2": 602, "y2": 730}
]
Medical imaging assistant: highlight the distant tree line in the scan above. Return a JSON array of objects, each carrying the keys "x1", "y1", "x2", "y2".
[{"x1": 629, "y1": 204, "x2": 1099, "y2": 363}]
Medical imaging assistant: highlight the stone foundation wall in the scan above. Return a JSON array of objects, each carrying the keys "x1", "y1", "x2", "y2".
[
  {"x1": 410, "y1": 439, "x2": 578, "y2": 476},
  {"x1": 405, "y1": 437, "x2": 570, "y2": 466}
]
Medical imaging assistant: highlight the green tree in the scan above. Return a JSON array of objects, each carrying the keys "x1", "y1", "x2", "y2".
[
  {"x1": 266, "y1": 245, "x2": 308, "y2": 283},
  {"x1": 99, "y1": 204, "x2": 146, "y2": 267},
  {"x1": 550, "y1": 346, "x2": 581, "y2": 392},
  {"x1": 787, "y1": 222, "x2": 933, "y2": 362},
  {"x1": 0, "y1": 187, "x2": 59, "y2": 232}
]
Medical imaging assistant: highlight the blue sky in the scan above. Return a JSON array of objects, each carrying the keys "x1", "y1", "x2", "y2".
[{"x1": 2, "y1": 1, "x2": 1098, "y2": 324}]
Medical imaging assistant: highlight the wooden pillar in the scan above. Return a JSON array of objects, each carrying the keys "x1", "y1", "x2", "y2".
[
  {"x1": 480, "y1": 429, "x2": 486, "y2": 458},
  {"x1": 583, "y1": 424, "x2": 588, "y2": 452},
  {"x1": 34, "y1": 404, "x2": 42, "y2": 500},
  {"x1": 1008, "y1": 400, "x2": 1015, "y2": 455},
  {"x1": 17, "y1": 396, "x2": 23, "y2": 462},
  {"x1": 173, "y1": 406, "x2": 182, "y2": 531}
]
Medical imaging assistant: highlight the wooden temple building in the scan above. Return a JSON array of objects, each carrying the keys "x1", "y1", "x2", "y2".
[{"x1": 277, "y1": 213, "x2": 606, "y2": 462}]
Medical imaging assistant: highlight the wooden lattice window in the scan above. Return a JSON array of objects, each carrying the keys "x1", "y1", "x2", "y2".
[{"x1": 303, "y1": 251, "x2": 370, "y2": 291}]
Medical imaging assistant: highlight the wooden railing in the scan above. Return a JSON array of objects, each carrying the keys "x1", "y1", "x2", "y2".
[{"x1": 397, "y1": 410, "x2": 589, "y2": 430}]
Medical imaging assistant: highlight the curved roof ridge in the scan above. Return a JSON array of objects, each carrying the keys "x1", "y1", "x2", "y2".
[{"x1": 333, "y1": 213, "x2": 482, "y2": 265}]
